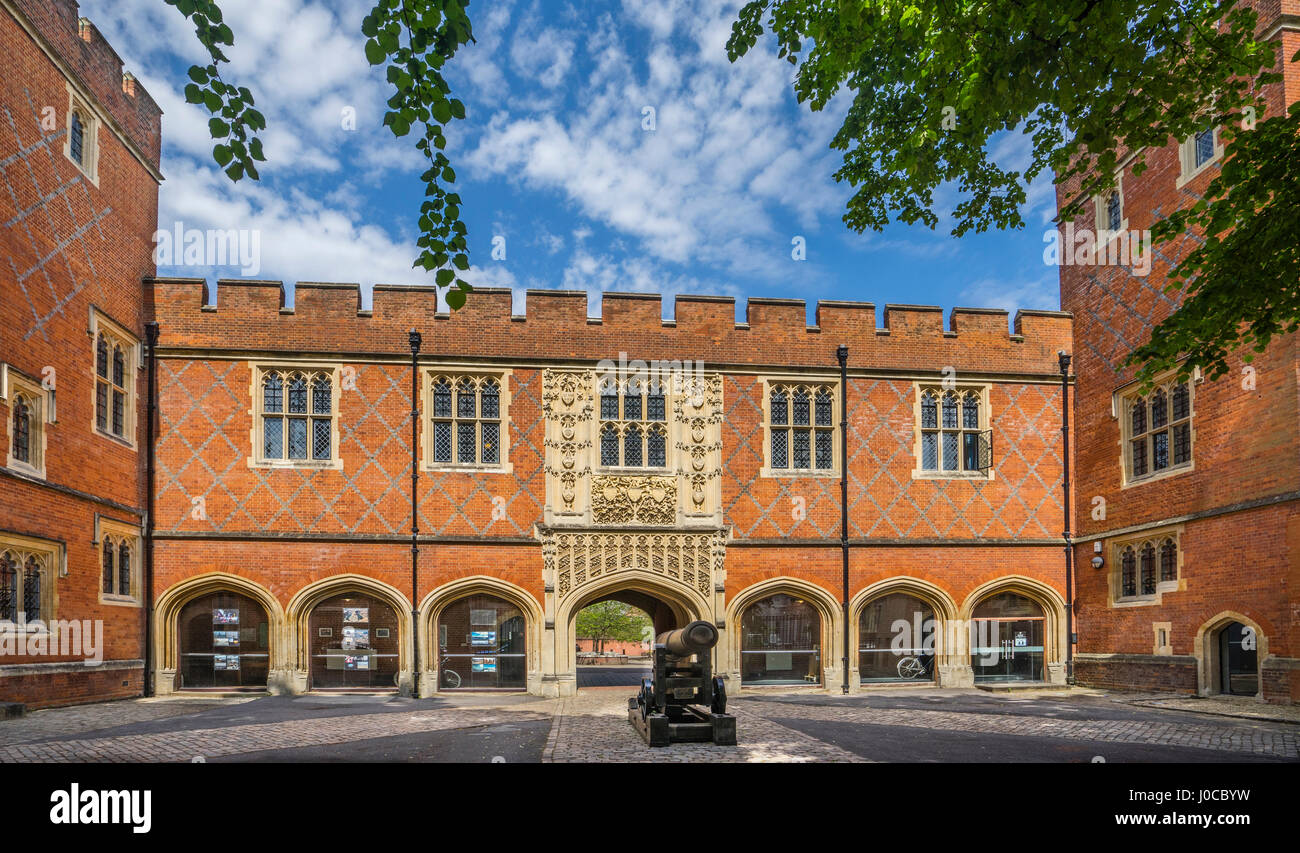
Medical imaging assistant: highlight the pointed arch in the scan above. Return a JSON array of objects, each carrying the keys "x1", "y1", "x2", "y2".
[{"x1": 419, "y1": 576, "x2": 544, "y2": 695}]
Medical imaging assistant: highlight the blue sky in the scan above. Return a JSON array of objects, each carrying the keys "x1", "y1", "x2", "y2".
[{"x1": 80, "y1": 0, "x2": 1063, "y2": 325}]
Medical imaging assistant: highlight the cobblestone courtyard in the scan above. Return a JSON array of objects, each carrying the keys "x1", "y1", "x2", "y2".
[{"x1": 2, "y1": 687, "x2": 1296, "y2": 763}]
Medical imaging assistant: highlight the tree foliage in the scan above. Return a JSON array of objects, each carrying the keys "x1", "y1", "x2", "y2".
[
  {"x1": 575, "y1": 601, "x2": 652, "y2": 653},
  {"x1": 166, "y1": 0, "x2": 475, "y2": 307},
  {"x1": 727, "y1": 1, "x2": 1292, "y2": 384}
]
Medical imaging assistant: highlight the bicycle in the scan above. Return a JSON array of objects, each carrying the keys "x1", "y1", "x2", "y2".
[
  {"x1": 896, "y1": 654, "x2": 935, "y2": 680},
  {"x1": 438, "y1": 650, "x2": 462, "y2": 689}
]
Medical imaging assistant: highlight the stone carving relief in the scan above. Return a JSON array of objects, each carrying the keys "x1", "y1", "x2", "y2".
[
  {"x1": 542, "y1": 369, "x2": 593, "y2": 518},
  {"x1": 674, "y1": 373, "x2": 724, "y2": 517},
  {"x1": 545, "y1": 530, "x2": 722, "y2": 600},
  {"x1": 591, "y1": 475, "x2": 677, "y2": 525}
]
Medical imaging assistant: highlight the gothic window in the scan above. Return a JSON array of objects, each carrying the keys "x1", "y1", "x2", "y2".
[
  {"x1": 93, "y1": 318, "x2": 136, "y2": 443},
  {"x1": 767, "y1": 381, "x2": 836, "y2": 473},
  {"x1": 7, "y1": 378, "x2": 45, "y2": 476},
  {"x1": 1194, "y1": 128, "x2": 1216, "y2": 168},
  {"x1": 258, "y1": 369, "x2": 335, "y2": 463},
  {"x1": 0, "y1": 543, "x2": 54, "y2": 623},
  {"x1": 1139, "y1": 542, "x2": 1156, "y2": 596},
  {"x1": 1116, "y1": 533, "x2": 1180, "y2": 603},
  {"x1": 65, "y1": 100, "x2": 97, "y2": 180},
  {"x1": 99, "y1": 530, "x2": 139, "y2": 604},
  {"x1": 1124, "y1": 378, "x2": 1192, "y2": 482},
  {"x1": 426, "y1": 373, "x2": 506, "y2": 467},
  {"x1": 918, "y1": 387, "x2": 990, "y2": 475},
  {"x1": 1159, "y1": 538, "x2": 1177, "y2": 582},
  {"x1": 70, "y1": 110, "x2": 84, "y2": 164},
  {"x1": 598, "y1": 378, "x2": 668, "y2": 469},
  {"x1": 1106, "y1": 192, "x2": 1122, "y2": 231},
  {"x1": 1120, "y1": 546, "x2": 1136, "y2": 598}
]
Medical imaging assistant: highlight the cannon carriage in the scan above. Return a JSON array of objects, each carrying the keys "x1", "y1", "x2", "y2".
[{"x1": 628, "y1": 620, "x2": 737, "y2": 746}]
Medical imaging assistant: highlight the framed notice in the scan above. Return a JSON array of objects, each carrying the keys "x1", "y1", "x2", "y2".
[
  {"x1": 470, "y1": 630, "x2": 496, "y2": 647},
  {"x1": 471, "y1": 657, "x2": 497, "y2": 673},
  {"x1": 213, "y1": 608, "x2": 239, "y2": 624},
  {"x1": 342, "y1": 607, "x2": 368, "y2": 624},
  {"x1": 318, "y1": 627, "x2": 333, "y2": 638}
]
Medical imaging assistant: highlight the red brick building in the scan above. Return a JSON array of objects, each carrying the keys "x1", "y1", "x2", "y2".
[
  {"x1": 0, "y1": 0, "x2": 161, "y2": 708},
  {"x1": 1058, "y1": 3, "x2": 1300, "y2": 702}
]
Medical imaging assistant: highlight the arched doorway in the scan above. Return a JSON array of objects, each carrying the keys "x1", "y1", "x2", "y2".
[
  {"x1": 436, "y1": 593, "x2": 528, "y2": 690},
  {"x1": 308, "y1": 592, "x2": 401, "y2": 689},
  {"x1": 573, "y1": 596, "x2": 654, "y2": 688},
  {"x1": 859, "y1": 592, "x2": 936, "y2": 683},
  {"x1": 1217, "y1": 622, "x2": 1259, "y2": 696},
  {"x1": 177, "y1": 590, "x2": 271, "y2": 689},
  {"x1": 970, "y1": 591, "x2": 1045, "y2": 683},
  {"x1": 740, "y1": 593, "x2": 822, "y2": 686}
]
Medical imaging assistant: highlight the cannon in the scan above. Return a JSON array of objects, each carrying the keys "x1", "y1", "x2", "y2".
[{"x1": 628, "y1": 620, "x2": 736, "y2": 747}]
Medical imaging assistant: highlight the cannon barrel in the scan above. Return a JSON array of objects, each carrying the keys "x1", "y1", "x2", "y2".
[{"x1": 656, "y1": 620, "x2": 719, "y2": 657}]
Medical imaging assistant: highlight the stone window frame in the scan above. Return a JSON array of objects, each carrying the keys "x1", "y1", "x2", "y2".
[
  {"x1": 90, "y1": 309, "x2": 139, "y2": 450},
  {"x1": 1116, "y1": 371, "x2": 1195, "y2": 488},
  {"x1": 63, "y1": 85, "x2": 100, "y2": 186},
  {"x1": 420, "y1": 367, "x2": 514, "y2": 473},
  {"x1": 910, "y1": 382, "x2": 995, "y2": 481},
  {"x1": 596, "y1": 374, "x2": 671, "y2": 472},
  {"x1": 1175, "y1": 125, "x2": 1224, "y2": 188},
  {"x1": 1109, "y1": 524, "x2": 1184, "y2": 608},
  {"x1": 1092, "y1": 172, "x2": 1128, "y2": 239},
  {"x1": 248, "y1": 362, "x2": 343, "y2": 470},
  {"x1": 759, "y1": 377, "x2": 840, "y2": 478},
  {"x1": 4, "y1": 368, "x2": 50, "y2": 479},
  {"x1": 0, "y1": 532, "x2": 61, "y2": 631},
  {"x1": 96, "y1": 517, "x2": 141, "y2": 607}
]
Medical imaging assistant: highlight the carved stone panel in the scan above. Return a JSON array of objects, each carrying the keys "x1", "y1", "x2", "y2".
[
  {"x1": 543, "y1": 529, "x2": 724, "y2": 601},
  {"x1": 542, "y1": 369, "x2": 594, "y2": 521},
  {"x1": 591, "y1": 475, "x2": 677, "y2": 525}
]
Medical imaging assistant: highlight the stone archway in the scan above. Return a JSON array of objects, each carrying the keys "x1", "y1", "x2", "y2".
[
  {"x1": 850, "y1": 577, "x2": 961, "y2": 688},
  {"x1": 725, "y1": 577, "x2": 843, "y2": 692},
  {"x1": 284, "y1": 574, "x2": 413, "y2": 694},
  {"x1": 153, "y1": 573, "x2": 287, "y2": 696},
  {"x1": 418, "y1": 576, "x2": 544, "y2": 697},
  {"x1": 958, "y1": 576, "x2": 1069, "y2": 685},
  {"x1": 1195, "y1": 611, "x2": 1268, "y2": 699}
]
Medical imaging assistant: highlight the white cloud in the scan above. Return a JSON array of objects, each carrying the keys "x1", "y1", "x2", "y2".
[{"x1": 959, "y1": 276, "x2": 1060, "y2": 314}]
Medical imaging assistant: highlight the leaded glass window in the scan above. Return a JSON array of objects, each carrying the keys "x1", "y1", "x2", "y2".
[
  {"x1": 919, "y1": 387, "x2": 988, "y2": 474},
  {"x1": 117, "y1": 543, "x2": 131, "y2": 597},
  {"x1": 1140, "y1": 543, "x2": 1156, "y2": 596},
  {"x1": 12, "y1": 395, "x2": 31, "y2": 464},
  {"x1": 259, "y1": 369, "x2": 334, "y2": 462},
  {"x1": 1160, "y1": 539, "x2": 1177, "y2": 582},
  {"x1": 70, "y1": 111, "x2": 84, "y2": 164},
  {"x1": 95, "y1": 328, "x2": 133, "y2": 440},
  {"x1": 1194, "y1": 128, "x2": 1215, "y2": 168},
  {"x1": 0, "y1": 553, "x2": 15, "y2": 623},
  {"x1": 1106, "y1": 192, "x2": 1122, "y2": 231},
  {"x1": 23, "y1": 557, "x2": 41, "y2": 622},
  {"x1": 0, "y1": 547, "x2": 51, "y2": 620},
  {"x1": 427, "y1": 374, "x2": 505, "y2": 466},
  {"x1": 599, "y1": 379, "x2": 668, "y2": 469},
  {"x1": 1120, "y1": 546, "x2": 1136, "y2": 598},
  {"x1": 768, "y1": 382, "x2": 835, "y2": 472},
  {"x1": 1126, "y1": 380, "x2": 1192, "y2": 481},
  {"x1": 102, "y1": 540, "x2": 114, "y2": 595},
  {"x1": 1118, "y1": 536, "x2": 1180, "y2": 601}
]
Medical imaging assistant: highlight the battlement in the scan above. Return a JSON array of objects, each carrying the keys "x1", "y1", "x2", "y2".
[
  {"x1": 147, "y1": 278, "x2": 1073, "y2": 376},
  {"x1": 8, "y1": 0, "x2": 163, "y2": 169}
]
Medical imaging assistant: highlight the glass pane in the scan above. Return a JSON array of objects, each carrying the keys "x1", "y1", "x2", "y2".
[
  {"x1": 312, "y1": 419, "x2": 331, "y2": 460},
  {"x1": 815, "y1": 429, "x2": 833, "y2": 469},
  {"x1": 1140, "y1": 545, "x2": 1156, "y2": 595},
  {"x1": 70, "y1": 113, "x2": 83, "y2": 162},
  {"x1": 264, "y1": 418, "x2": 283, "y2": 458},
  {"x1": 288, "y1": 376, "x2": 307, "y2": 414},
  {"x1": 647, "y1": 428, "x2": 665, "y2": 467},
  {"x1": 859, "y1": 594, "x2": 935, "y2": 683},
  {"x1": 601, "y1": 392, "x2": 619, "y2": 421},
  {"x1": 433, "y1": 380, "x2": 452, "y2": 418},
  {"x1": 1160, "y1": 541, "x2": 1177, "y2": 581},
  {"x1": 433, "y1": 421, "x2": 452, "y2": 463},
  {"x1": 96, "y1": 383, "x2": 107, "y2": 429},
  {"x1": 437, "y1": 594, "x2": 527, "y2": 689},
  {"x1": 624, "y1": 424, "x2": 643, "y2": 467},
  {"x1": 941, "y1": 394, "x2": 958, "y2": 428},
  {"x1": 308, "y1": 593, "x2": 400, "y2": 689},
  {"x1": 1195, "y1": 129, "x2": 1215, "y2": 167},
  {"x1": 112, "y1": 348, "x2": 124, "y2": 386},
  {"x1": 1152, "y1": 431, "x2": 1169, "y2": 470},
  {"x1": 921, "y1": 432, "x2": 937, "y2": 470},
  {"x1": 481, "y1": 380, "x2": 499, "y2": 419},
  {"x1": 920, "y1": 393, "x2": 937, "y2": 429},
  {"x1": 288, "y1": 418, "x2": 307, "y2": 459},
  {"x1": 623, "y1": 392, "x2": 641, "y2": 422},
  {"x1": 312, "y1": 377, "x2": 331, "y2": 414},
  {"x1": 942, "y1": 432, "x2": 958, "y2": 471},
  {"x1": 23, "y1": 558, "x2": 40, "y2": 621},
  {"x1": 458, "y1": 422, "x2": 476, "y2": 464},
  {"x1": 178, "y1": 591, "x2": 271, "y2": 689},
  {"x1": 118, "y1": 545, "x2": 131, "y2": 597},
  {"x1": 481, "y1": 421, "x2": 499, "y2": 464},
  {"x1": 741, "y1": 594, "x2": 821, "y2": 685},
  {"x1": 112, "y1": 390, "x2": 124, "y2": 435},
  {"x1": 457, "y1": 379, "x2": 475, "y2": 418},
  {"x1": 1107, "y1": 193, "x2": 1122, "y2": 231},
  {"x1": 96, "y1": 335, "x2": 108, "y2": 378},
  {"x1": 1171, "y1": 383, "x2": 1189, "y2": 421},
  {"x1": 1121, "y1": 550, "x2": 1136, "y2": 597},
  {"x1": 601, "y1": 425, "x2": 619, "y2": 466},
  {"x1": 647, "y1": 390, "x2": 665, "y2": 421},
  {"x1": 1150, "y1": 390, "x2": 1167, "y2": 429},
  {"x1": 814, "y1": 389, "x2": 832, "y2": 426},
  {"x1": 0, "y1": 554, "x2": 16, "y2": 622},
  {"x1": 792, "y1": 389, "x2": 809, "y2": 426},
  {"x1": 793, "y1": 429, "x2": 810, "y2": 469},
  {"x1": 1131, "y1": 438, "x2": 1147, "y2": 476},
  {"x1": 963, "y1": 431, "x2": 979, "y2": 471},
  {"x1": 263, "y1": 374, "x2": 283, "y2": 413},
  {"x1": 962, "y1": 394, "x2": 979, "y2": 428},
  {"x1": 770, "y1": 390, "x2": 787, "y2": 426},
  {"x1": 1173, "y1": 423, "x2": 1190, "y2": 465},
  {"x1": 102, "y1": 542, "x2": 113, "y2": 594},
  {"x1": 1131, "y1": 398, "x2": 1146, "y2": 435},
  {"x1": 12, "y1": 400, "x2": 29, "y2": 463},
  {"x1": 771, "y1": 430, "x2": 787, "y2": 469}
]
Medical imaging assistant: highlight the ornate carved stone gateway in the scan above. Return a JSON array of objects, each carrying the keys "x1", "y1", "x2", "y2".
[
  {"x1": 543, "y1": 529, "x2": 725, "y2": 601},
  {"x1": 590, "y1": 475, "x2": 677, "y2": 525}
]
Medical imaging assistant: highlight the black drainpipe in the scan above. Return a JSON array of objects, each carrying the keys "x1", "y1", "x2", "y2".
[
  {"x1": 409, "y1": 330, "x2": 422, "y2": 698},
  {"x1": 143, "y1": 321, "x2": 159, "y2": 697},
  {"x1": 1059, "y1": 352, "x2": 1074, "y2": 685},
  {"x1": 837, "y1": 345, "x2": 850, "y2": 695}
]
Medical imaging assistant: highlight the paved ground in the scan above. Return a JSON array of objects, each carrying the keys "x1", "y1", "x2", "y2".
[
  {"x1": 1, "y1": 687, "x2": 1296, "y2": 763},
  {"x1": 576, "y1": 663, "x2": 649, "y2": 688}
]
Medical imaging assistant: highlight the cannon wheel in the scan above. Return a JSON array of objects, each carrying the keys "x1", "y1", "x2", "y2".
[
  {"x1": 638, "y1": 677, "x2": 654, "y2": 721},
  {"x1": 711, "y1": 675, "x2": 727, "y2": 714}
]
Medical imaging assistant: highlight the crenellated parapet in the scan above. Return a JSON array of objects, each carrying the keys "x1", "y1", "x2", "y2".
[{"x1": 146, "y1": 278, "x2": 1073, "y2": 377}]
